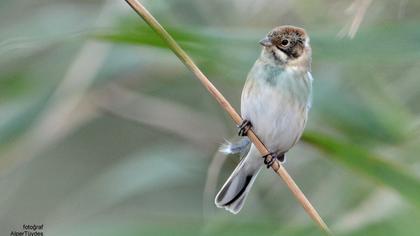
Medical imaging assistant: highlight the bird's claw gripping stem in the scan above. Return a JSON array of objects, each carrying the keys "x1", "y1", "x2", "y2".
[
  {"x1": 238, "y1": 119, "x2": 252, "y2": 136},
  {"x1": 262, "y1": 153, "x2": 284, "y2": 168}
]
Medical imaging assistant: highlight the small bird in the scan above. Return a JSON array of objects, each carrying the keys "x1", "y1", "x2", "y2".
[{"x1": 215, "y1": 25, "x2": 313, "y2": 214}]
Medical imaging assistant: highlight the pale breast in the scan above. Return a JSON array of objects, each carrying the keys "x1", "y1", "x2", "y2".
[{"x1": 241, "y1": 61, "x2": 312, "y2": 153}]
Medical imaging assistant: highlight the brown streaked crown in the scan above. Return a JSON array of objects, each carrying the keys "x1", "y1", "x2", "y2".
[{"x1": 268, "y1": 26, "x2": 308, "y2": 59}]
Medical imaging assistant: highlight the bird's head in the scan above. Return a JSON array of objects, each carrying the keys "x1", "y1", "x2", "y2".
[{"x1": 259, "y1": 25, "x2": 311, "y2": 68}]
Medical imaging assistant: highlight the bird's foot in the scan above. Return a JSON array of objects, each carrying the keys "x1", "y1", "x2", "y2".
[
  {"x1": 237, "y1": 119, "x2": 252, "y2": 136},
  {"x1": 262, "y1": 152, "x2": 285, "y2": 168}
]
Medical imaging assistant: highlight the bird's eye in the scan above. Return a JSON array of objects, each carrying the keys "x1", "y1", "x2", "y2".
[{"x1": 281, "y1": 39, "x2": 289, "y2": 46}]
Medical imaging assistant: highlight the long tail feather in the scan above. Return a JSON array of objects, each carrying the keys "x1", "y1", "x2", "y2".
[{"x1": 215, "y1": 145, "x2": 262, "y2": 214}]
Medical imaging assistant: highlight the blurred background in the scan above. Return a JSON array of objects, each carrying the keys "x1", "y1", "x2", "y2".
[{"x1": 1, "y1": 0, "x2": 420, "y2": 235}]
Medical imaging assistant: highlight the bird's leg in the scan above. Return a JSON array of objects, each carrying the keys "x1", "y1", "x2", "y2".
[
  {"x1": 237, "y1": 119, "x2": 252, "y2": 136},
  {"x1": 262, "y1": 152, "x2": 285, "y2": 168}
]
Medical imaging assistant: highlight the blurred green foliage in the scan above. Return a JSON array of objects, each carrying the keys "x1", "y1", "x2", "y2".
[{"x1": 1, "y1": 0, "x2": 420, "y2": 235}]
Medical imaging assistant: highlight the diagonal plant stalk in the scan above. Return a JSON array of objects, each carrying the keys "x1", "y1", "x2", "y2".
[{"x1": 123, "y1": 0, "x2": 332, "y2": 235}]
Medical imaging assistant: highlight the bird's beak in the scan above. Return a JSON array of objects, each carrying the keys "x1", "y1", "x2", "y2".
[{"x1": 259, "y1": 36, "x2": 272, "y2": 47}]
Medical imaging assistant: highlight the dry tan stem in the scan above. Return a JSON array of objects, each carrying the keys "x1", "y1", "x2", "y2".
[
  {"x1": 124, "y1": 0, "x2": 332, "y2": 235},
  {"x1": 338, "y1": 0, "x2": 373, "y2": 39}
]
